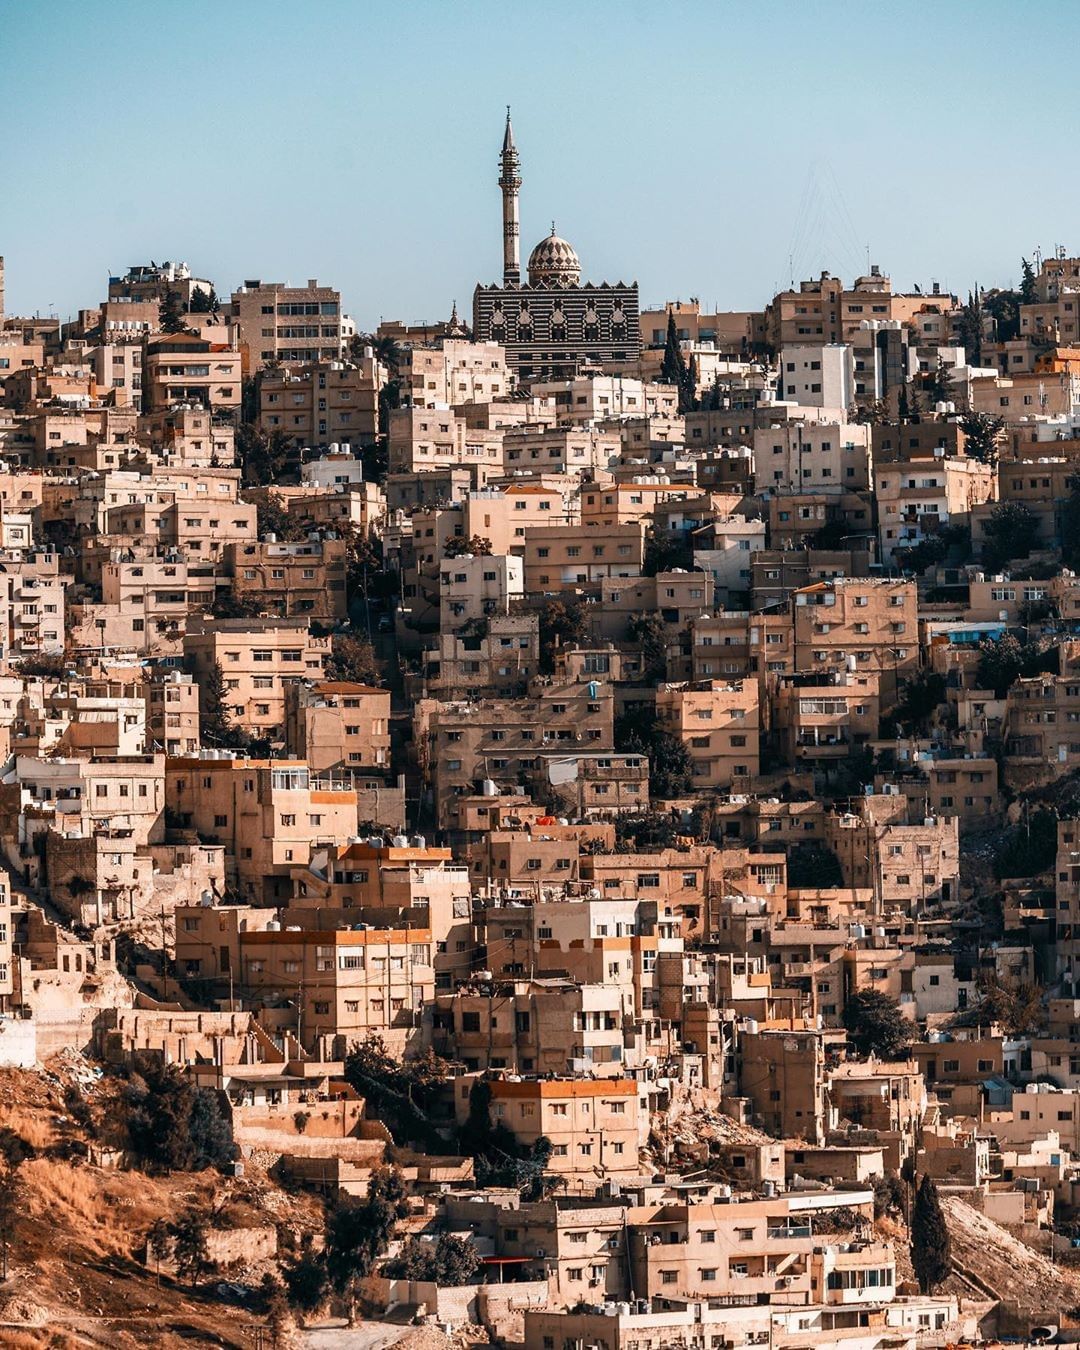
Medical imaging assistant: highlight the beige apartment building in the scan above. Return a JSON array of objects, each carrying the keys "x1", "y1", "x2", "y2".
[
  {"x1": 258, "y1": 357, "x2": 381, "y2": 448},
  {"x1": 503, "y1": 425, "x2": 621, "y2": 478},
  {"x1": 166, "y1": 756, "x2": 359, "y2": 902},
  {"x1": 592, "y1": 570, "x2": 713, "y2": 646},
  {"x1": 454, "y1": 1075, "x2": 645, "y2": 1190},
  {"x1": 387, "y1": 406, "x2": 504, "y2": 479},
  {"x1": 627, "y1": 1195, "x2": 891, "y2": 1308},
  {"x1": 751, "y1": 548, "x2": 873, "y2": 612},
  {"x1": 439, "y1": 552, "x2": 523, "y2": 629},
  {"x1": 142, "y1": 334, "x2": 242, "y2": 413},
  {"x1": 793, "y1": 578, "x2": 918, "y2": 698},
  {"x1": 144, "y1": 668, "x2": 200, "y2": 756},
  {"x1": 101, "y1": 492, "x2": 258, "y2": 565},
  {"x1": 173, "y1": 902, "x2": 433, "y2": 1058},
  {"x1": 222, "y1": 538, "x2": 348, "y2": 622},
  {"x1": 774, "y1": 672, "x2": 880, "y2": 768},
  {"x1": 433, "y1": 980, "x2": 630, "y2": 1076},
  {"x1": 91, "y1": 340, "x2": 144, "y2": 411},
  {"x1": 875, "y1": 455, "x2": 995, "y2": 561},
  {"x1": 523, "y1": 521, "x2": 646, "y2": 593},
  {"x1": 529, "y1": 751, "x2": 648, "y2": 819},
  {"x1": 768, "y1": 487, "x2": 874, "y2": 550},
  {"x1": 655, "y1": 679, "x2": 760, "y2": 789},
  {"x1": 142, "y1": 405, "x2": 236, "y2": 466},
  {"x1": 183, "y1": 618, "x2": 329, "y2": 741},
  {"x1": 1, "y1": 754, "x2": 167, "y2": 862},
  {"x1": 462, "y1": 484, "x2": 573, "y2": 554},
  {"x1": 284, "y1": 681, "x2": 390, "y2": 774},
  {"x1": 740, "y1": 1028, "x2": 829, "y2": 1142},
  {"x1": 640, "y1": 299, "x2": 768, "y2": 351},
  {"x1": 230, "y1": 279, "x2": 344, "y2": 373},
  {"x1": 422, "y1": 613, "x2": 539, "y2": 699},
  {"x1": 0, "y1": 551, "x2": 66, "y2": 657},
  {"x1": 405, "y1": 339, "x2": 509, "y2": 407},
  {"x1": 871, "y1": 418, "x2": 966, "y2": 465},
  {"x1": 753, "y1": 420, "x2": 870, "y2": 491},
  {"x1": 767, "y1": 269, "x2": 943, "y2": 348},
  {"x1": 971, "y1": 370, "x2": 1080, "y2": 421},
  {"x1": 826, "y1": 799, "x2": 960, "y2": 913},
  {"x1": 580, "y1": 480, "x2": 701, "y2": 528},
  {"x1": 530, "y1": 375, "x2": 678, "y2": 424},
  {"x1": 419, "y1": 678, "x2": 614, "y2": 828}
]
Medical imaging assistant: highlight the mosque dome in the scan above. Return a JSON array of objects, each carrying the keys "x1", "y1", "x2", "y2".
[{"x1": 527, "y1": 226, "x2": 581, "y2": 287}]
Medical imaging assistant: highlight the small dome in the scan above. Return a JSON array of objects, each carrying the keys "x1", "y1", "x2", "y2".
[{"x1": 528, "y1": 226, "x2": 580, "y2": 287}]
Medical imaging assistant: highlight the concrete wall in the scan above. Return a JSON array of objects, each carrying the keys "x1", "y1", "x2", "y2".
[{"x1": 0, "y1": 1015, "x2": 36, "y2": 1067}]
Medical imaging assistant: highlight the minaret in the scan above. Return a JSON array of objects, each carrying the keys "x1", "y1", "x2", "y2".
[{"x1": 498, "y1": 107, "x2": 522, "y2": 286}]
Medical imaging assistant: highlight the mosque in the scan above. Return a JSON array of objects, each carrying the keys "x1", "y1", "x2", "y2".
[{"x1": 472, "y1": 111, "x2": 640, "y2": 383}]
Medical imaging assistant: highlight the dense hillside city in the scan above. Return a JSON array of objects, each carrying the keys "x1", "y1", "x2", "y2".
[{"x1": 5, "y1": 113, "x2": 1080, "y2": 1348}]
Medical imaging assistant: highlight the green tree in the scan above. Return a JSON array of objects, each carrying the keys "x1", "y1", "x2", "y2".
[
  {"x1": 970, "y1": 973, "x2": 1045, "y2": 1033},
  {"x1": 928, "y1": 358, "x2": 952, "y2": 405},
  {"x1": 343, "y1": 1036, "x2": 449, "y2": 1151},
  {"x1": 16, "y1": 652, "x2": 67, "y2": 679},
  {"x1": 391, "y1": 1233, "x2": 481, "y2": 1286},
  {"x1": 458, "y1": 1081, "x2": 561, "y2": 1198},
  {"x1": 282, "y1": 1241, "x2": 329, "y2": 1317},
  {"x1": 885, "y1": 670, "x2": 946, "y2": 736},
  {"x1": 960, "y1": 411, "x2": 1005, "y2": 466},
  {"x1": 911, "y1": 1175, "x2": 951, "y2": 1294},
  {"x1": 261, "y1": 1275, "x2": 294, "y2": 1347},
  {"x1": 444, "y1": 534, "x2": 493, "y2": 558},
  {"x1": 158, "y1": 288, "x2": 188, "y2": 335},
  {"x1": 786, "y1": 841, "x2": 843, "y2": 888},
  {"x1": 842, "y1": 989, "x2": 912, "y2": 1059},
  {"x1": 325, "y1": 633, "x2": 380, "y2": 685},
  {"x1": 324, "y1": 1168, "x2": 408, "y2": 1321},
  {"x1": 170, "y1": 1211, "x2": 210, "y2": 1289},
  {"x1": 614, "y1": 704, "x2": 693, "y2": 799},
  {"x1": 660, "y1": 311, "x2": 695, "y2": 413},
  {"x1": 122, "y1": 1055, "x2": 236, "y2": 1171},
  {"x1": 538, "y1": 599, "x2": 588, "y2": 673},
  {"x1": 643, "y1": 528, "x2": 694, "y2": 576},
  {"x1": 983, "y1": 287, "x2": 1021, "y2": 344},
  {"x1": 982, "y1": 501, "x2": 1039, "y2": 569},
  {"x1": 993, "y1": 806, "x2": 1058, "y2": 880},
  {"x1": 976, "y1": 633, "x2": 1056, "y2": 697},
  {"x1": 897, "y1": 384, "x2": 910, "y2": 421},
  {"x1": 351, "y1": 332, "x2": 402, "y2": 375},
  {"x1": 895, "y1": 522, "x2": 969, "y2": 575},
  {"x1": 1020, "y1": 256, "x2": 1038, "y2": 306},
  {"x1": 252, "y1": 491, "x2": 306, "y2": 542},
  {"x1": 188, "y1": 286, "x2": 211, "y2": 314},
  {"x1": 237, "y1": 424, "x2": 292, "y2": 486},
  {"x1": 198, "y1": 660, "x2": 245, "y2": 749},
  {"x1": 958, "y1": 286, "x2": 984, "y2": 367},
  {"x1": 627, "y1": 613, "x2": 669, "y2": 683},
  {"x1": 207, "y1": 284, "x2": 220, "y2": 315}
]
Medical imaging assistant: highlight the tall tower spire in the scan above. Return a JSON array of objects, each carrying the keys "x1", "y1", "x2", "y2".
[{"x1": 498, "y1": 106, "x2": 521, "y2": 286}]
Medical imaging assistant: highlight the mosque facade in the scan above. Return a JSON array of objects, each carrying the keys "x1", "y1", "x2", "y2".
[{"x1": 472, "y1": 111, "x2": 640, "y2": 383}]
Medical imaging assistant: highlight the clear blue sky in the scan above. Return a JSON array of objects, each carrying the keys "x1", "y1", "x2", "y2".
[{"x1": 1, "y1": 0, "x2": 1073, "y2": 326}]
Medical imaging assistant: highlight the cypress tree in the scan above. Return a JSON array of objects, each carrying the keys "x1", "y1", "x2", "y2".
[
  {"x1": 1020, "y1": 256, "x2": 1037, "y2": 306},
  {"x1": 199, "y1": 660, "x2": 240, "y2": 748},
  {"x1": 159, "y1": 287, "x2": 188, "y2": 335},
  {"x1": 911, "y1": 1174, "x2": 951, "y2": 1293},
  {"x1": 660, "y1": 311, "x2": 688, "y2": 389}
]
